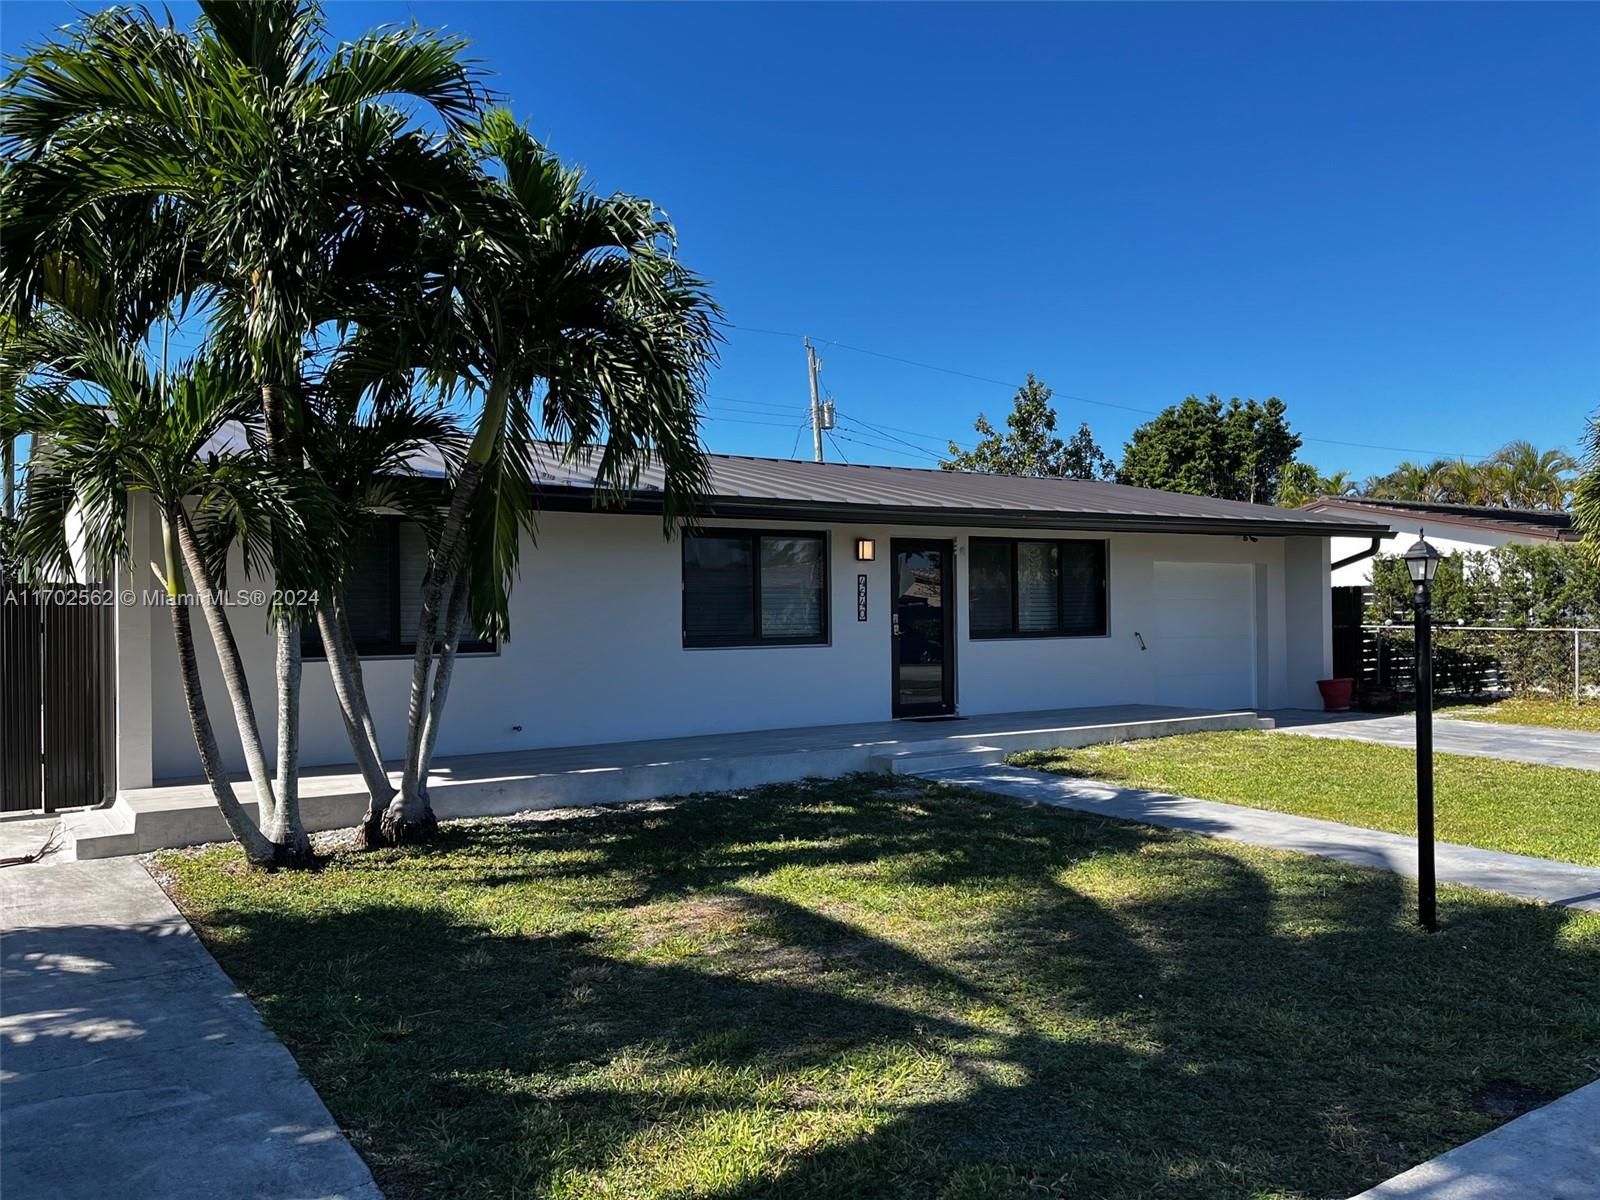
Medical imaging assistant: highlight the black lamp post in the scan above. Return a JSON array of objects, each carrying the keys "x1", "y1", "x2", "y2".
[{"x1": 1403, "y1": 533, "x2": 1442, "y2": 932}]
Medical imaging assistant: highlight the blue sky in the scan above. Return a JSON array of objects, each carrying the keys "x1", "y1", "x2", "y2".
[{"x1": 4, "y1": 1, "x2": 1597, "y2": 479}]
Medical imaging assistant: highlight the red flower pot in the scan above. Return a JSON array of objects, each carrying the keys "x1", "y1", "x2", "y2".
[{"x1": 1317, "y1": 678, "x2": 1355, "y2": 712}]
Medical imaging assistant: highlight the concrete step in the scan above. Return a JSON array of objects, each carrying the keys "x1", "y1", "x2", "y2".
[
  {"x1": 870, "y1": 746, "x2": 1008, "y2": 775},
  {"x1": 62, "y1": 803, "x2": 139, "y2": 861}
]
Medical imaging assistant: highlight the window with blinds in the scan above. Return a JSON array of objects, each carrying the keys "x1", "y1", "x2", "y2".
[
  {"x1": 683, "y1": 530, "x2": 828, "y2": 647},
  {"x1": 968, "y1": 538, "x2": 1107, "y2": 638},
  {"x1": 302, "y1": 517, "x2": 495, "y2": 659}
]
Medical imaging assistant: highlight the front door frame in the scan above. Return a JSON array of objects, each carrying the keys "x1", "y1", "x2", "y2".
[{"x1": 890, "y1": 537, "x2": 957, "y2": 718}]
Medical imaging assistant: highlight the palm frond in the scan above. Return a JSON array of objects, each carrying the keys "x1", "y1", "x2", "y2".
[{"x1": 321, "y1": 24, "x2": 485, "y2": 127}]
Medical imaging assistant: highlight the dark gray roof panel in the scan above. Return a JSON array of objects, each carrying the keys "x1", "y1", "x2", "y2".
[
  {"x1": 198, "y1": 423, "x2": 1390, "y2": 535},
  {"x1": 530, "y1": 444, "x2": 1393, "y2": 536},
  {"x1": 1302, "y1": 495, "x2": 1574, "y2": 538}
]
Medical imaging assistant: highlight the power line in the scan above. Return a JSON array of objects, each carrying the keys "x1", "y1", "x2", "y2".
[
  {"x1": 702, "y1": 412, "x2": 806, "y2": 430},
  {"x1": 707, "y1": 393, "x2": 797, "y2": 413},
  {"x1": 835, "y1": 417, "x2": 947, "y2": 463},
  {"x1": 828, "y1": 431, "x2": 947, "y2": 464},
  {"x1": 789, "y1": 417, "x2": 810, "y2": 461},
  {"x1": 728, "y1": 321, "x2": 1497, "y2": 462}
]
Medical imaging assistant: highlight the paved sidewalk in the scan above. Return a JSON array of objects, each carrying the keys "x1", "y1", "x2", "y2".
[
  {"x1": 1267, "y1": 710, "x2": 1600, "y2": 772},
  {"x1": 923, "y1": 764, "x2": 1600, "y2": 911},
  {"x1": 1348, "y1": 1078, "x2": 1600, "y2": 1199},
  {"x1": 1, "y1": 857, "x2": 380, "y2": 1200}
]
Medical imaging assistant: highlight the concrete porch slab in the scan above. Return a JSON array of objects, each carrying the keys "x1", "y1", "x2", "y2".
[{"x1": 67, "y1": 705, "x2": 1266, "y2": 859}]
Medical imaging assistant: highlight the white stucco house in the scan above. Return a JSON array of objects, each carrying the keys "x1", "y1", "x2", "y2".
[
  {"x1": 104, "y1": 450, "x2": 1390, "y2": 801},
  {"x1": 1303, "y1": 497, "x2": 1578, "y2": 588}
]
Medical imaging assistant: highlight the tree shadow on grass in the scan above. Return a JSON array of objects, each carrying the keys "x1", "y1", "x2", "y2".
[{"x1": 170, "y1": 776, "x2": 1600, "y2": 1200}]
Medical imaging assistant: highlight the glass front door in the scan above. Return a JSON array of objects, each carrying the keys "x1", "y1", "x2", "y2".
[{"x1": 891, "y1": 540, "x2": 954, "y2": 717}]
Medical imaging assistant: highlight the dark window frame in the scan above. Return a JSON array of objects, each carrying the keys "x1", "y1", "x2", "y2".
[
  {"x1": 967, "y1": 537, "x2": 1108, "y2": 640},
  {"x1": 301, "y1": 516, "x2": 497, "y2": 660},
  {"x1": 682, "y1": 528, "x2": 831, "y2": 649}
]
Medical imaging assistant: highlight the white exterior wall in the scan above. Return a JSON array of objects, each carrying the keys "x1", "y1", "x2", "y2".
[
  {"x1": 1330, "y1": 518, "x2": 1532, "y2": 587},
  {"x1": 124, "y1": 500, "x2": 1336, "y2": 783}
]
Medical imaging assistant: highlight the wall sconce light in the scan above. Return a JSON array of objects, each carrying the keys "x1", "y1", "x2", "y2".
[{"x1": 855, "y1": 538, "x2": 876, "y2": 562}]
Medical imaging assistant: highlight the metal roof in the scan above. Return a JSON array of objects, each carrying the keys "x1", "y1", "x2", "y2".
[
  {"x1": 197, "y1": 424, "x2": 1391, "y2": 536},
  {"x1": 1300, "y1": 496, "x2": 1575, "y2": 541},
  {"x1": 530, "y1": 445, "x2": 1394, "y2": 537}
]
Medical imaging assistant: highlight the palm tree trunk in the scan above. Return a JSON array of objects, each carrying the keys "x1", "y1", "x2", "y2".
[
  {"x1": 256, "y1": 380, "x2": 313, "y2": 865},
  {"x1": 261, "y1": 611, "x2": 311, "y2": 864},
  {"x1": 171, "y1": 508, "x2": 291, "y2": 850},
  {"x1": 377, "y1": 377, "x2": 508, "y2": 845},
  {"x1": 317, "y1": 592, "x2": 395, "y2": 846},
  {"x1": 416, "y1": 572, "x2": 470, "y2": 790},
  {"x1": 161, "y1": 514, "x2": 275, "y2": 866}
]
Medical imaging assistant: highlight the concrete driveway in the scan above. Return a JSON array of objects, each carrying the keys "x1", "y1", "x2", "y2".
[
  {"x1": 0, "y1": 843, "x2": 379, "y2": 1200},
  {"x1": 1267, "y1": 710, "x2": 1600, "y2": 772}
]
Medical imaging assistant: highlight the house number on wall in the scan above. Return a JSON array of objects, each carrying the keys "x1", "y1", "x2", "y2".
[{"x1": 857, "y1": 574, "x2": 869, "y2": 621}]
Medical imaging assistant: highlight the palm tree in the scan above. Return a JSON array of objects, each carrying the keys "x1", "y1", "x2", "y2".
[
  {"x1": 1430, "y1": 458, "x2": 1482, "y2": 505},
  {"x1": 299, "y1": 363, "x2": 465, "y2": 842},
  {"x1": 13, "y1": 321, "x2": 319, "y2": 867},
  {"x1": 369, "y1": 110, "x2": 721, "y2": 844},
  {"x1": 1, "y1": 183, "x2": 325, "y2": 863},
  {"x1": 1363, "y1": 460, "x2": 1436, "y2": 501},
  {"x1": 1488, "y1": 440, "x2": 1578, "y2": 509},
  {"x1": 2, "y1": 0, "x2": 484, "y2": 859},
  {"x1": 1575, "y1": 416, "x2": 1599, "y2": 548}
]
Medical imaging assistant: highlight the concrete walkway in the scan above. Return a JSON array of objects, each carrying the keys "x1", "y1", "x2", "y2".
[
  {"x1": 922, "y1": 763, "x2": 1600, "y2": 911},
  {"x1": 1267, "y1": 710, "x2": 1600, "y2": 772},
  {"x1": 1348, "y1": 1078, "x2": 1600, "y2": 1199},
  {"x1": 1, "y1": 855, "x2": 380, "y2": 1200}
]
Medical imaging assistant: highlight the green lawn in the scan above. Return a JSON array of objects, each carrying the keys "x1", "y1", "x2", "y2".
[
  {"x1": 1448, "y1": 697, "x2": 1600, "y2": 733},
  {"x1": 1015, "y1": 731, "x2": 1600, "y2": 866},
  {"x1": 158, "y1": 776, "x2": 1600, "y2": 1200}
]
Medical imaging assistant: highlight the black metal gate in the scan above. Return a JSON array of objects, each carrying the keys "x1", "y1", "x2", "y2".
[
  {"x1": 1331, "y1": 586, "x2": 1366, "y2": 682},
  {"x1": 1, "y1": 584, "x2": 116, "y2": 812}
]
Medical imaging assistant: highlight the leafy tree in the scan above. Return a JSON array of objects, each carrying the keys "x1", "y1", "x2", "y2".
[
  {"x1": 1369, "y1": 543, "x2": 1600, "y2": 696},
  {"x1": 1117, "y1": 394, "x2": 1300, "y2": 503},
  {"x1": 941, "y1": 374, "x2": 1115, "y2": 480},
  {"x1": 1060, "y1": 421, "x2": 1117, "y2": 482}
]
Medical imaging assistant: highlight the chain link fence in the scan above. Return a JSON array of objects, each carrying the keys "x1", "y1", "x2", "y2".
[{"x1": 1364, "y1": 624, "x2": 1600, "y2": 702}]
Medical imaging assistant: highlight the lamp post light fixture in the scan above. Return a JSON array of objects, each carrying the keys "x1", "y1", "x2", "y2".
[{"x1": 1403, "y1": 533, "x2": 1442, "y2": 932}]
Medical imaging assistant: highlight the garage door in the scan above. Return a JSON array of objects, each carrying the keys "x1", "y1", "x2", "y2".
[{"x1": 1151, "y1": 562, "x2": 1257, "y2": 710}]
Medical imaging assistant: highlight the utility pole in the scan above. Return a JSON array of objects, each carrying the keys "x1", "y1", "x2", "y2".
[{"x1": 805, "y1": 336, "x2": 825, "y2": 463}]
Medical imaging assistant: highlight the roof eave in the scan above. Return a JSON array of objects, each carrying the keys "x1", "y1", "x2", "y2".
[
  {"x1": 1301, "y1": 498, "x2": 1573, "y2": 541},
  {"x1": 533, "y1": 488, "x2": 1394, "y2": 537}
]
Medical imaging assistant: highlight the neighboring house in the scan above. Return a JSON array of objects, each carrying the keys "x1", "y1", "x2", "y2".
[
  {"x1": 109, "y1": 450, "x2": 1389, "y2": 787},
  {"x1": 1301, "y1": 496, "x2": 1579, "y2": 588}
]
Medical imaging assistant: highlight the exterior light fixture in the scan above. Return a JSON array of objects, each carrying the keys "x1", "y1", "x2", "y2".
[
  {"x1": 856, "y1": 538, "x2": 876, "y2": 562},
  {"x1": 1404, "y1": 531, "x2": 1440, "y2": 932},
  {"x1": 1403, "y1": 535, "x2": 1441, "y2": 590}
]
